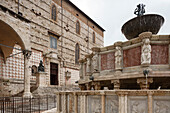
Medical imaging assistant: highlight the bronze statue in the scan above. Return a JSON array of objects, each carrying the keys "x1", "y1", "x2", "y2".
[
  {"x1": 134, "y1": 4, "x2": 145, "y2": 16},
  {"x1": 38, "y1": 60, "x2": 44, "y2": 72}
]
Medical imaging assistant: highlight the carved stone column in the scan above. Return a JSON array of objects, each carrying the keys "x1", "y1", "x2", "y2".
[
  {"x1": 137, "y1": 78, "x2": 153, "y2": 90},
  {"x1": 111, "y1": 79, "x2": 120, "y2": 90},
  {"x1": 116, "y1": 91, "x2": 128, "y2": 113},
  {"x1": 114, "y1": 42, "x2": 123, "y2": 71},
  {"x1": 139, "y1": 32, "x2": 152, "y2": 66},
  {"x1": 92, "y1": 81, "x2": 101, "y2": 90},
  {"x1": 80, "y1": 93, "x2": 87, "y2": 113},
  {"x1": 147, "y1": 91, "x2": 153, "y2": 113},
  {"x1": 23, "y1": 50, "x2": 32, "y2": 98},
  {"x1": 74, "y1": 93, "x2": 78, "y2": 113},
  {"x1": 100, "y1": 91, "x2": 105, "y2": 113},
  {"x1": 63, "y1": 93, "x2": 67, "y2": 113},
  {"x1": 57, "y1": 93, "x2": 61, "y2": 113}
]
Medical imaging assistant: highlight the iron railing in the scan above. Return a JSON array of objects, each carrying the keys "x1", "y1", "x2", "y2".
[{"x1": 0, "y1": 95, "x2": 56, "y2": 113}]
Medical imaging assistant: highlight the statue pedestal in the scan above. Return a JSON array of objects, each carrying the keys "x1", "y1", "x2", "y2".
[{"x1": 36, "y1": 72, "x2": 48, "y2": 87}]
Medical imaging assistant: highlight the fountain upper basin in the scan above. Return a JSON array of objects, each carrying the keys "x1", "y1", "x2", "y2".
[{"x1": 121, "y1": 14, "x2": 164, "y2": 40}]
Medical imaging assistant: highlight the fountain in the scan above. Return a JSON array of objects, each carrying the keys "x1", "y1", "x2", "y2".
[
  {"x1": 57, "y1": 4, "x2": 170, "y2": 113},
  {"x1": 121, "y1": 4, "x2": 164, "y2": 40}
]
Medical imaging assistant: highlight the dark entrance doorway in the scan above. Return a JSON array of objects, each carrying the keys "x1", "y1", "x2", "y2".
[{"x1": 50, "y1": 63, "x2": 58, "y2": 85}]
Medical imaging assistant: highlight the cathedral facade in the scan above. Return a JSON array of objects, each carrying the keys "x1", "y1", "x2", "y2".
[{"x1": 0, "y1": 0, "x2": 104, "y2": 97}]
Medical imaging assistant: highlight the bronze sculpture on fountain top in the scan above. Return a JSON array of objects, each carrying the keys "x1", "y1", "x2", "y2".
[
  {"x1": 134, "y1": 3, "x2": 145, "y2": 16},
  {"x1": 121, "y1": 4, "x2": 164, "y2": 40}
]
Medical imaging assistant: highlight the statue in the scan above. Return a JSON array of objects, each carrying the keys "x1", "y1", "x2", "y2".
[
  {"x1": 86, "y1": 58, "x2": 91, "y2": 74},
  {"x1": 115, "y1": 46, "x2": 122, "y2": 70},
  {"x1": 134, "y1": 4, "x2": 145, "y2": 16},
  {"x1": 38, "y1": 60, "x2": 44, "y2": 72},
  {"x1": 92, "y1": 53, "x2": 99, "y2": 72},
  {"x1": 141, "y1": 39, "x2": 151, "y2": 65}
]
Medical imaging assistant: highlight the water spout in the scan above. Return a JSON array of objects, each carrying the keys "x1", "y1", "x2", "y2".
[{"x1": 143, "y1": 70, "x2": 149, "y2": 89}]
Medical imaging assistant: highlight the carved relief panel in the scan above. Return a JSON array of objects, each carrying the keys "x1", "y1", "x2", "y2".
[
  {"x1": 101, "y1": 52, "x2": 115, "y2": 71},
  {"x1": 105, "y1": 96, "x2": 119, "y2": 113},
  {"x1": 88, "y1": 95, "x2": 101, "y2": 113},
  {"x1": 153, "y1": 96, "x2": 170, "y2": 113},
  {"x1": 128, "y1": 96, "x2": 147, "y2": 113}
]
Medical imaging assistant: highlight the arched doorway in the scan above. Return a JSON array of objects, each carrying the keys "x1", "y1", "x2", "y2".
[
  {"x1": 0, "y1": 19, "x2": 32, "y2": 97},
  {"x1": 0, "y1": 19, "x2": 25, "y2": 59}
]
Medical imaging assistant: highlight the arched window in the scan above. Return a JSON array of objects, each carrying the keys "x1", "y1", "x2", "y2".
[
  {"x1": 75, "y1": 43, "x2": 80, "y2": 64},
  {"x1": 51, "y1": 5, "x2": 56, "y2": 21},
  {"x1": 93, "y1": 32, "x2": 95, "y2": 43},
  {"x1": 76, "y1": 21, "x2": 80, "y2": 34}
]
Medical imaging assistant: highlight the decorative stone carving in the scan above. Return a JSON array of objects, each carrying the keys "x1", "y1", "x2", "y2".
[
  {"x1": 155, "y1": 101, "x2": 170, "y2": 113},
  {"x1": 131, "y1": 102, "x2": 145, "y2": 113},
  {"x1": 106, "y1": 96, "x2": 118, "y2": 113},
  {"x1": 141, "y1": 38, "x2": 151, "y2": 66},
  {"x1": 92, "y1": 47, "x2": 100, "y2": 73},
  {"x1": 129, "y1": 96, "x2": 147, "y2": 113},
  {"x1": 115, "y1": 46, "x2": 122, "y2": 70},
  {"x1": 137, "y1": 78, "x2": 153, "y2": 90},
  {"x1": 86, "y1": 57, "x2": 91, "y2": 76},
  {"x1": 88, "y1": 96, "x2": 101, "y2": 113},
  {"x1": 139, "y1": 32, "x2": 152, "y2": 39},
  {"x1": 79, "y1": 60, "x2": 84, "y2": 79},
  {"x1": 92, "y1": 53, "x2": 99, "y2": 72},
  {"x1": 92, "y1": 82, "x2": 101, "y2": 90},
  {"x1": 111, "y1": 80, "x2": 120, "y2": 90},
  {"x1": 85, "y1": 83, "x2": 91, "y2": 90}
]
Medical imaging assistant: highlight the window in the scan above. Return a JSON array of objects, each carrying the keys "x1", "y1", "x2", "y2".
[
  {"x1": 51, "y1": 5, "x2": 56, "y2": 21},
  {"x1": 76, "y1": 21, "x2": 80, "y2": 34},
  {"x1": 75, "y1": 43, "x2": 80, "y2": 64},
  {"x1": 50, "y1": 36, "x2": 57, "y2": 49},
  {"x1": 93, "y1": 32, "x2": 95, "y2": 43}
]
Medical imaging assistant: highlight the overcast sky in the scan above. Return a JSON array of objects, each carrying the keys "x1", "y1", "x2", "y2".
[{"x1": 70, "y1": 0, "x2": 170, "y2": 46}]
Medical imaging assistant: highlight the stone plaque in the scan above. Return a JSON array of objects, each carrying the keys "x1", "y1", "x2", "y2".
[
  {"x1": 128, "y1": 96, "x2": 147, "y2": 113},
  {"x1": 105, "y1": 96, "x2": 118, "y2": 113},
  {"x1": 151, "y1": 45, "x2": 169, "y2": 65},
  {"x1": 88, "y1": 95, "x2": 101, "y2": 113},
  {"x1": 123, "y1": 47, "x2": 141, "y2": 67},
  {"x1": 153, "y1": 96, "x2": 170, "y2": 113},
  {"x1": 101, "y1": 52, "x2": 115, "y2": 71}
]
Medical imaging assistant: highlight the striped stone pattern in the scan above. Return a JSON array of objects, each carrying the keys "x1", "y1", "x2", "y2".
[
  {"x1": 0, "y1": 45, "x2": 43, "y2": 80},
  {"x1": 1, "y1": 45, "x2": 24, "y2": 79},
  {"x1": 30, "y1": 49, "x2": 43, "y2": 80}
]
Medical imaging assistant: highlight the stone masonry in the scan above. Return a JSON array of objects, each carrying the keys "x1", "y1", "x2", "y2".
[{"x1": 0, "y1": 0, "x2": 104, "y2": 96}]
